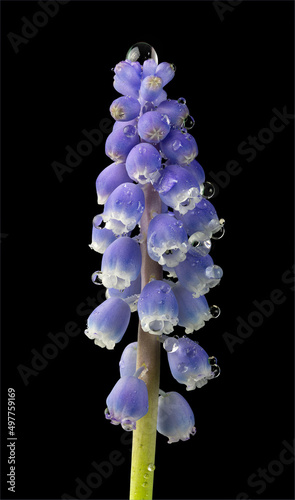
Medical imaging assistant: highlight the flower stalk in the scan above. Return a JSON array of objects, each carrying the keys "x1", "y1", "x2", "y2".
[{"x1": 130, "y1": 183, "x2": 162, "y2": 500}]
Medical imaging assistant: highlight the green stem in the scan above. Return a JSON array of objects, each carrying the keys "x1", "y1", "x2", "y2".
[{"x1": 129, "y1": 183, "x2": 163, "y2": 500}]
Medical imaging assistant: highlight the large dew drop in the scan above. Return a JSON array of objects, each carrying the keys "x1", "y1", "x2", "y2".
[{"x1": 126, "y1": 42, "x2": 158, "y2": 65}]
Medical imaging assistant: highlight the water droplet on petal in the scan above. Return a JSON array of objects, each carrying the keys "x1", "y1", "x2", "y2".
[
  {"x1": 178, "y1": 362, "x2": 188, "y2": 373},
  {"x1": 178, "y1": 97, "x2": 186, "y2": 105},
  {"x1": 184, "y1": 115, "x2": 195, "y2": 130},
  {"x1": 210, "y1": 305, "x2": 221, "y2": 318},
  {"x1": 211, "y1": 364, "x2": 221, "y2": 378},
  {"x1": 170, "y1": 63, "x2": 176, "y2": 72},
  {"x1": 142, "y1": 482, "x2": 148, "y2": 488},
  {"x1": 201, "y1": 181, "x2": 215, "y2": 199},
  {"x1": 172, "y1": 139, "x2": 182, "y2": 151},
  {"x1": 126, "y1": 42, "x2": 158, "y2": 65},
  {"x1": 124, "y1": 125, "x2": 137, "y2": 138},
  {"x1": 149, "y1": 319, "x2": 164, "y2": 333},
  {"x1": 91, "y1": 271, "x2": 103, "y2": 285},
  {"x1": 208, "y1": 356, "x2": 218, "y2": 365},
  {"x1": 160, "y1": 113, "x2": 170, "y2": 126},
  {"x1": 147, "y1": 463, "x2": 156, "y2": 472},
  {"x1": 212, "y1": 222, "x2": 225, "y2": 240},
  {"x1": 163, "y1": 337, "x2": 179, "y2": 353},
  {"x1": 144, "y1": 473, "x2": 149, "y2": 479}
]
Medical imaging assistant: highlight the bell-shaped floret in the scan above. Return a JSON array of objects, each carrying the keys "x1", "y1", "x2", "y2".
[
  {"x1": 105, "y1": 373, "x2": 148, "y2": 430},
  {"x1": 157, "y1": 391, "x2": 196, "y2": 443},
  {"x1": 171, "y1": 282, "x2": 212, "y2": 333},
  {"x1": 155, "y1": 62, "x2": 176, "y2": 86},
  {"x1": 153, "y1": 164, "x2": 201, "y2": 214},
  {"x1": 167, "y1": 336, "x2": 220, "y2": 390},
  {"x1": 137, "y1": 280, "x2": 178, "y2": 335},
  {"x1": 137, "y1": 111, "x2": 170, "y2": 144},
  {"x1": 119, "y1": 342, "x2": 138, "y2": 377},
  {"x1": 112, "y1": 118, "x2": 138, "y2": 132},
  {"x1": 110, "y1": 95, "x2": 141, "y2": 121},
  {"x1": 113, "y1": 61, "x2": 141, "y2": 98},
  {"x1": 155, "y1": 99, "x2": 189, "y2": 129},
  {"x1": 160, "y1": 129, "x2": 198, "y2": 166},
  {"x1": 147, "y1": 213, "x2": 188, "y2": 267},
  {"x1": 182, "y1": 159, "x2": 205, "y2": 186},
  {"x1": 96, "y1": 163, "x2": 131, "y2": 205},
  {"x1": 106, "y1": 273, "x2": 141, "y2": 312},
  {"x1": 102, "y1": 182, "x2": 145, "y2": 235},
  {"x1": 140, "y1": 75, "x2": 164, "y2": 103},
  {"x1": 105, "y1": 126, "x2": 139, "y2": 163},
  {"x1": 89, "y1": 215, "x2": 117, "y2": 254},
  {"x1": 174, "y1": 198, "x2": 223, "y2": 241},
  {"x1": 174, "y1": 251, "x2": 223, "y2": 298},
  {"x1": 101, "y1": 236, "x2": 142, "y2": 290},
  {"x1": 125, "y1": 143, "x2": 162, "y2": 184},
  {"x1": 85, "y1": 297, "x2": 131, "y2": 349}
]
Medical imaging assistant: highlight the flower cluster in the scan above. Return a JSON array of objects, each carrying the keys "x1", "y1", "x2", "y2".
[{"x1": 85, "y1": 43, "x2": 224, "y2": 443}]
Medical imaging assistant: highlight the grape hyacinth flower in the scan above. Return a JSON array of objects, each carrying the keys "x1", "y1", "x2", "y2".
[
  {"x1": 137, "y1": 279, "x2": 179, "y2": 335},
  {"x1": 166, "y1": 336, "x2": 220, "y2": 390},
  {"x1": 84, "y1": 42, "x2": 224, "y2": 500},
  {"x1": 85, "y1": 297, "x2": 131, "y2": 349},
  {"x1": 147, "y1": 213, "x2": 188, "y2": 267},
  {"x1": 157, "y1": 391, "x2": 196, "y2": 443},
  {"x1": 105, "y1": 369, "x2": 149, "y2": 430}
]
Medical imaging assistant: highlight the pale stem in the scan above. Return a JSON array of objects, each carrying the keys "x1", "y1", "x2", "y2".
[{"x1": 129, "y1": 182, "x2": 163, "y2": 500}]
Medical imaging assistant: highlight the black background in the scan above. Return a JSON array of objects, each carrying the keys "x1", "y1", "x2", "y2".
[{"x1": 1, "y1": 1, "x2": 294, "y2": 499}]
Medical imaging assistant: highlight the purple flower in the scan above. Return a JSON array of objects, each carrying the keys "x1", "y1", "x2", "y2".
[
  {"x1": 160, "y1": 129, "x2": 198, "y2": 166},
  {"x1": 137, "y1": 110, "x2": 170, "y2": 143},
  {"x1": 105, "y1": 126, "x2": 139, "y2": 163},
  {"x1": 147, "y1": 213, "x2": 188, "y2": 267},
  {"x1": 153, "y1": 164, "x2": 201, "y2": 214},
  {"x1": 85, "y1": 297, "x2": 131, "y2": 349},
  {"x1": 155, "y1": 62, "x2": 176, "y2": 86},
  {"x1": 125, "y1": 143, "x2": 162, "y2": 184},
  {"x1": 140, "y1": 75, "x2": 164, "y2": 103},
  {"x1": 119, "y1": 342, "x2": 138, "y2": 377},
  {"x1": 101, "y1": 236, "x2": 142, "y2": 290},
  {"x1": 175, "y1": 250, "x2": 223, "y2": 298},
  {"x1": 137, "y1": 280, "x2": 178, "y2": 335},
  {"x1": 113, "y1": 61, "x2": 141, "y2": 98},
  {"x1": 102, "y1": 182, "x2": 145, "y2": 235},
  {"x1": 110, "y1": 95, "x2": 141, "y2": 121},
  {"x1": 166, "y1": 336, "x2": 220, "y2": 390},
  {"x1": 174, "y1": 197, "x2": 223, "y2": 240},
  {"x1": 171, "y1": 282, "x2": 212, "y2": 333},
  {"x1": 155, "y1": 99, "x2": 189, "y2": 129},
  {"x1": 182, "y1": 159, "x2": 205, "y2": 186},
  {"x1": 89, "y1": 215, "x2": 117, "y2": 254},
  {"x1": 157, "y1": 391, "x2": 196, "y2": 443},
  {"x1": 96, "y1": 163, "x2": 131, "y2": 205},
  {"x1": 105, "y1": 373, "x2": 148, "y2": 430}
]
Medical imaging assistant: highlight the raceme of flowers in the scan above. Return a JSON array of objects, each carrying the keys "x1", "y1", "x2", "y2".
[{"x1": 85, "y1": 43, "x2": 224, "y2": 444}]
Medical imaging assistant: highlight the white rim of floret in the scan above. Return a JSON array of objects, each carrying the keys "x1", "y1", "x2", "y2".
[
  {"x1": 174, "y1": 187, "x2": 202, "y2": 215},
  {"x1": 167, "y1": 426, "x2": 196, "y2": 444},
  {"x1": 132, "y1": 166, "x2": 161, "y2": 185},
  {"x1": 140, "y1": 314, "x2": 179, "y2": 335},
  {"x1": 101, "y1": 271, "x2": 132, "y2": 290},
  {"x1": 89, "y1": 241, "x2": 109, "y2": 254},
  {"x1": 84, "y1": 329, "x2": 116, "y2": 350},
  {"x1": 103, "y1": 210, "x2": 143, "y2": 235},
  {"x1": 105, "y1": 289, "x2": 139, "y2": 312}
]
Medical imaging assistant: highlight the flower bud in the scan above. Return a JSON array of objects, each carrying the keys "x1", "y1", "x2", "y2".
[
  {"x1": 156, "y1": 99, "x2": 189, "y2": 128},
  {"x1": 105, "y1": 127, "x2": 139, "y2": 163},
  {"x1": 119, "y1": 342, "x2": 138, "y2": 377},
  {"x1": 160, "y1": 129, "x2": 198, "y2": 166},
  {"x1": 96, "y1": 163, "x2": 131, "y2": 205},
  {"x1": 125, "y1": 143, "x2": 161, "y2": 184},
  {"x1": 110, "y1": 95, "x2": 141, "y2": 121},
  {"x1": 138, "y1": 111, "x2": 170, "y2": 143},
  {"x1": 175, "y1": 251, "x2": 223, "y2": 298},
  {"x1": 171, "y1": 282, "x2": 212, "y2": 333}
]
